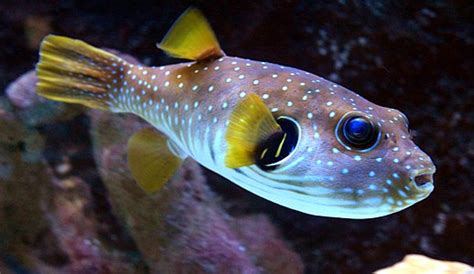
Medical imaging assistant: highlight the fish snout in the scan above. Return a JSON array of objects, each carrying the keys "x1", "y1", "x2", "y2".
[
  {"x1": 403, "y1": 150, "x2": 436, "y2": 196},
  {"x1": 409, "y1": 167, "x2": 435, "y2": 194}
]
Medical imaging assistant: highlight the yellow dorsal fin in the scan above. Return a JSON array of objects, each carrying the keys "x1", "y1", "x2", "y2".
[
  {"x1": 127, "y1": 128, "x2": 183, "y2": 193},
  {"x1": 225, "y1": 94, "x2": 282, "y2": 168},
  {"x1": 157, "y1": 8, "x2": 224, "y2": 61}
]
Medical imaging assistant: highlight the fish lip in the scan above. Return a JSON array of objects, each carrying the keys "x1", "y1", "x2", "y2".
[{"x1": 409, "y1": 167, "x2": 436, "y2": 193}]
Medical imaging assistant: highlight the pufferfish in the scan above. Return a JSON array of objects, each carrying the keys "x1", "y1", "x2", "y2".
[{"x1": 35, "y1": 8, "x2": 436, "y2": 219}]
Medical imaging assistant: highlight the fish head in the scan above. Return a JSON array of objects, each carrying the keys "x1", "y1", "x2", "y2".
[{"x1": 259, "y1": 81, "x2": 436, "y2": 219}]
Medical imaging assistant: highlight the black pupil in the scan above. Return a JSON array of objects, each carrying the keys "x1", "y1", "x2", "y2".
[
  {"x1": 342, "y1": 116, "x2": 378, "y2": 148},
  {"x1": 255, "y1": 117, "x2": 298, "y2": 171},
  {"x1": 345, "y1": 117, "x2": 372, "y2": 142}
]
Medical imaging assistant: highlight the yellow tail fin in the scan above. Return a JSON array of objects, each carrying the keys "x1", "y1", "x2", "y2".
[{"x1": 36, "y1": 35, "x2": 126, "y2": 110}]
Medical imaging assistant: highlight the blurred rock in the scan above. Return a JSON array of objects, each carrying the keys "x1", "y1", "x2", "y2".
[
  {"x1": 89, "y1": 109, "x2": 304, "y2": 274},
  {"x1": 375, "y1": 254, "x2": 474, "y2": 274},
  {"x1": 5, "y1": 70, "x2": 43, "y2": 109},
  {"x1": 230, "y1": 215, "x2": 304, "y2": 274},
  {"x1": 0, "y1": 98, "x2": 138, "y2": 273},
  {"x1": 0, "y1": 97, "x2": 58, "y2": 271},
  {"x1": 46, "y1": 176, "x2": 136, "y2": 274}
]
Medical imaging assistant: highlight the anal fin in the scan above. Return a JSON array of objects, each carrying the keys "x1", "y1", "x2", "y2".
[{"x1": 127, "y1": 128, "x2": 182, "y2": 193}]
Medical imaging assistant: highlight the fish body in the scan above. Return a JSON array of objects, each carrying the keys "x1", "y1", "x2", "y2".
[{"x1": 35, "y1": 8, "x2": 436, "y2": 219}]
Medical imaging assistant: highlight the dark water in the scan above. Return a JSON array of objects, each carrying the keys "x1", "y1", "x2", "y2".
[{"x1": 0, "y1": 1, "x2": 473, "y2": 273}]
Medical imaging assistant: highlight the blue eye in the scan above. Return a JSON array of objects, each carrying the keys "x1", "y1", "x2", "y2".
[
  {"x1": 345, "y1": 117, "x2": 372, "y2": 143},
  {"x1": 338, "y1": 115, "x2": 380, "y2": 150}
]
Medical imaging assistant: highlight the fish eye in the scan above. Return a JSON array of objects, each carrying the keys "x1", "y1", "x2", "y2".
[
  {"x1": 255, "y1": 116, "x2": 300, "y2": 171},
  {"x1": 336, "y1": 113, "x2": 380, "y2": 151}
]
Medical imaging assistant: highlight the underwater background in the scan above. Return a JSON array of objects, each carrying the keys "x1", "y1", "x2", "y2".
[{"x1": 0, "y1": 1, "x2": 472, "y2": 273}]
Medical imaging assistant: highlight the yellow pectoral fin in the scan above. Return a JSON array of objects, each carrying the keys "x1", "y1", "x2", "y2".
[
  {"x1": 127, "y1": 128, "x2": 182, "y2": 193},
  {"x1": 224, "y1": 93, "x2": 282, "y2": 168},
  {"x1": 157, "y1": 7, "x2": 225, "y2": 61}
]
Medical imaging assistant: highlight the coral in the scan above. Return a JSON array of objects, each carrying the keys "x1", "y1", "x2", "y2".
[
  {"x1": 45, "y1": 175, "x2": 137, "y2": 274},
  {"x1": 0, "y1": 98, "x2": 137, "y2": 273},
  {"x1": 375, "y1": 254, "x2": 473, "y2": 274}
]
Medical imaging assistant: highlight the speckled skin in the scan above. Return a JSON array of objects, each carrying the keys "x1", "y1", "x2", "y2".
[{"x1": 107, "y1": 55, "x2": 436, "y2": 219}]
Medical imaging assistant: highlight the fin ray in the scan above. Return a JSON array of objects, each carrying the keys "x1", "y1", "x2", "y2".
[
  {"x1": 36, "y1": 35, "x2": 126, "y2": 110},
  {"x1": 157, "y1": 8, "x2": 224, "y2": 61},
  {"x1": 225, "y1": 94, "x2": 281, "y2": 168},
  {"x1": 127, "y1": 128, "x2": 183, "y2": 193}
]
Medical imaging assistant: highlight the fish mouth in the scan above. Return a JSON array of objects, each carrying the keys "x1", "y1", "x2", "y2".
[{"x1": 409, "y1": 167, "x2": 436, "y2": 194}]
